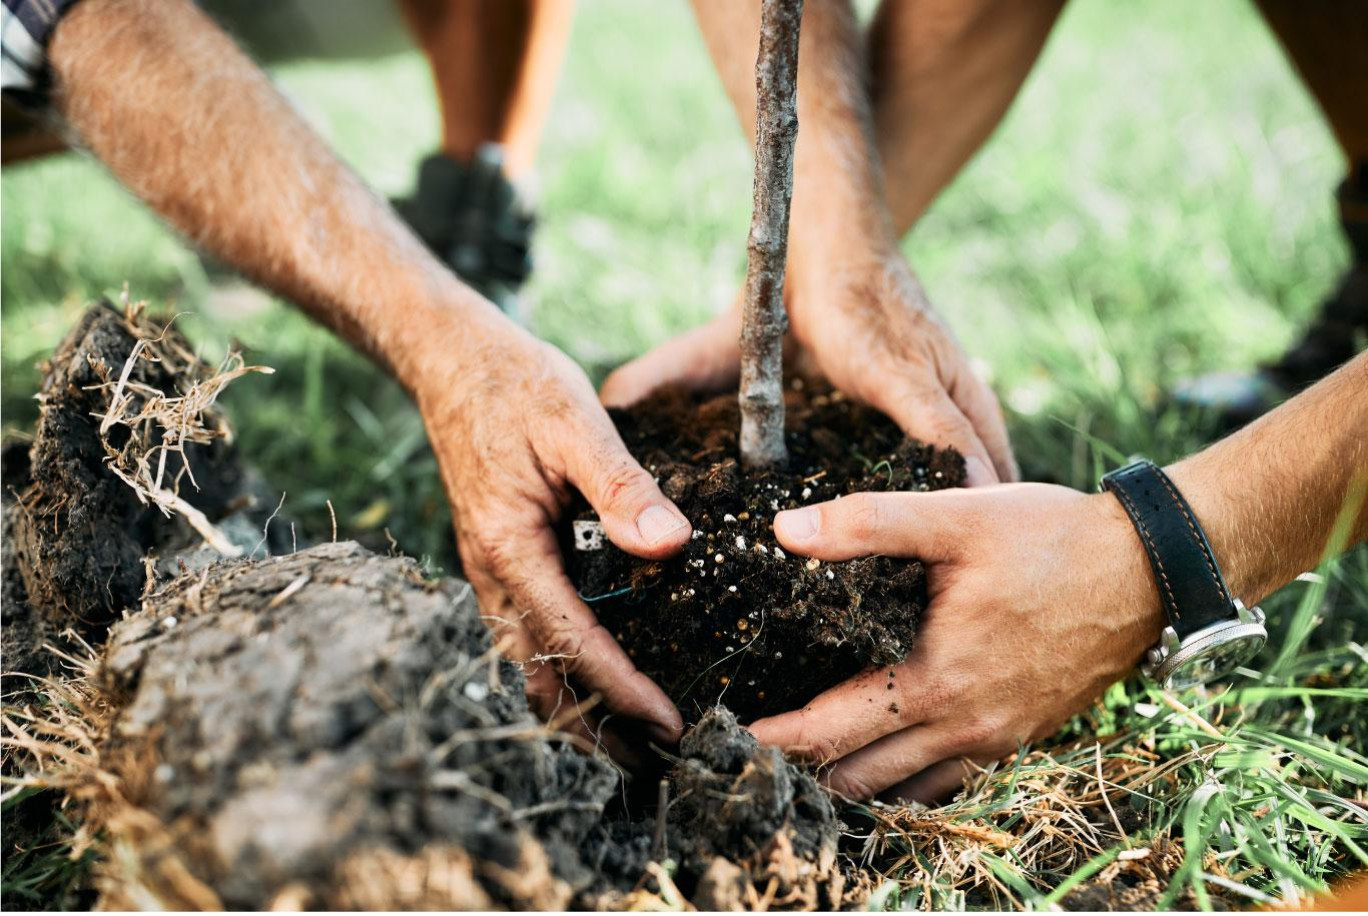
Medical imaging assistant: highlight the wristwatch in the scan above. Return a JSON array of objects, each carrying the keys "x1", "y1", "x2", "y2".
[{"x1": 1101, "y1": 459, "x2": 1267, "y2": 689}]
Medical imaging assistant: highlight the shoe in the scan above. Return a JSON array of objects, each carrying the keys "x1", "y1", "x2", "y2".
[
  {"x1": 392, "y1": 145, "x2": 535, "y2": 316},
  {"x1": 1171, "y1": 164, "x2": 1368, "y2": 431}
]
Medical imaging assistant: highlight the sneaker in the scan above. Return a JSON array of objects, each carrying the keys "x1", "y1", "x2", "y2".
[
  {"x1": 1171, "y1": 164, "x2": 1368, "y2": 430},
  {"x1": 393, "y1": 145, "x2": 535, "y2": 316}
]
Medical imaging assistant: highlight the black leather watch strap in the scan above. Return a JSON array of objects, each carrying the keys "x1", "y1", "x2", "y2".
[{"x1": 1101, "y1": 459, "x2": 1236, "y2": 638}]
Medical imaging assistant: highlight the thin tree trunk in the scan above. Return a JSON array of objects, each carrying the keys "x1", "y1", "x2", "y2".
[{"x1": 739, "y1": 0, "x2": 803, "y2": 470}]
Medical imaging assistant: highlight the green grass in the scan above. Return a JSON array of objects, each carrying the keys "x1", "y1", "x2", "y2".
[{"x1": 2, "y1": 0, "x2": 1364, "y2": 909}]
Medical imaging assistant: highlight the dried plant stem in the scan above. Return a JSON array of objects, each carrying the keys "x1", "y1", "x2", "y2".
[{"x1": 739, "y1": 0, "x2": 803, "y2": 469}]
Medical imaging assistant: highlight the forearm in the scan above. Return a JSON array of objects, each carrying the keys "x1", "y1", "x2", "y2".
[
  {"x1": 868, "y1": 0, "x2": 1063, "y2": 236},
  {"x1": 48, "y1": 0, "x2": 503, "y2": 391},
  {"x1": 691, "y1": 0, "x2": 895, "y2": 279},
  {"x1": 1169, "y1": 352, "x2": 1368, "y2": 606}
]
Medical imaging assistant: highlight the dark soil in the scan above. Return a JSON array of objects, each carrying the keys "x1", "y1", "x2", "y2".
[
  {"x1": 3, "y1": 303, "x2": 249, "y2": 676},
  {"x1": 567, "y1": 384, "x2": 964, "y2": 722}
]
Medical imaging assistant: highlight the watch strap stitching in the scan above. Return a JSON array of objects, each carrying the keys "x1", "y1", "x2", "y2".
[
  {"x1": 1154, "y1": 468, "x2": 1226, "y2": 604},
  {"x1": 1109, "y1": 480, "x2": 1181, "y2": 621}
]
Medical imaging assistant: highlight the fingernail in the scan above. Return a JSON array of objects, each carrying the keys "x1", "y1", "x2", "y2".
[
  {"x1": 965, "y1": 457, "x2": 995, "y2": 487},
  {"x1": 636, "y1": 504, "x2": 688, "y2": 546},
  {"x1": 774, "y1": 506, "x2": 820, "y2": 542},
  {"x1": 649, "y1": 719, "x2": 683, "y2": 746}
]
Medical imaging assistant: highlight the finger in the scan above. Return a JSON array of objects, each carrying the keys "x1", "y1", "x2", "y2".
[
  {"x1": 880, "y1": 756, "x2": 994, "y2": 806},
  {"x1": 746, "y1": 663, "x2": 930, "y2": 763},
  {"x1": 505, "y1": 526, "x2": 684, "y2": 743},
  {"x1": 600, "y1": 310, "x2": 742, "y2": 408},
  {"x1": 554, "y1": 419, "x2": 692, "y2": 559},
  {"x1": 872, "y1": 386, "x2": 1000, "y2": 487},
  {"x1": 819, "y1": 724, "x2": 957, "y2": 801},
  {"x1": 949, "y1": 366, "x2": 1020, "y2": 484},
  {"x1": 771, "y1": 490, "x2": 966, "y2": 563}
]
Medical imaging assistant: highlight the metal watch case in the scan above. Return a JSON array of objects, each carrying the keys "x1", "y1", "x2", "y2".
[{"x1": 1143, "y1": 599, "x2": 1268, "y2": 689}]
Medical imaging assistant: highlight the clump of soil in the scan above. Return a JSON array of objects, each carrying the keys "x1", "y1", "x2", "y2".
[
  {"x1": 567, "y1": 384, "x2": 964, "y2": 722},
  {"x1": 94, "y1": 541, "x2": 623, "y2": 909},
  {"x1": 4, "y1": 302, "x2": 248, "y2": 674},
  {"x1": 664, "y1": 707, "x2": 844, "y2": 910}
]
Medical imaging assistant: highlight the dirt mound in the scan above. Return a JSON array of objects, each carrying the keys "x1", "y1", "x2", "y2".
[
  {"x1": 3, "y1": 302, "x2": 251, "y2": 676},
  {"x1": 568, "y1": 384, "x2": 963, "y2": 722},
  {"x1": 95, "y1": 541, "x2": 621, "y2": 909},
  {"x1": 665, "y1": 708, "x2": 845, "y2": 910}
]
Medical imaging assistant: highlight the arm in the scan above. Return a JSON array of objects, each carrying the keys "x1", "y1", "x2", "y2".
[
  {"x1": 750, "y1": 352, "x2": 1368, "y2": 801},
  {"x1": 48, "y1": 0, "x2": 692, "y2": 742},
  {"x1": 603, "y1": 0, "x2": 1017, "y2": 485},
  {"x1": 868, "y1": 0, "x2": 1065, "y2": 234}
]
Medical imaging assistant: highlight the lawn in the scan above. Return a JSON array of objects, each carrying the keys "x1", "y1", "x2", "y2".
[{"x1": 2, "y1": 0, "x2": 1365, "y2": 909}]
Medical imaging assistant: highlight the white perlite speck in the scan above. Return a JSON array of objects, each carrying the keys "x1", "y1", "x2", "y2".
[{"x1": 572, "y1": 519, "x2": 605, "y2": 551}]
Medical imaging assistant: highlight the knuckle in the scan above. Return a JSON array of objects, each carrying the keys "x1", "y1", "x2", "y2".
[
  {"x1": 838, "y1": 492, "x2": 882, "y2": 541},
  {"x1": 594, "y1": 459, "x2": 653, "y2": 511},
  {"x1": 954, "y1": 715, "x2": 1002, "y2": 751},
  {"x1": 827, "y1": 765, "x2": 876, "y2": 802},
  {"x1": 789, "y1": 718, "x2": 842, "y2": 764}
]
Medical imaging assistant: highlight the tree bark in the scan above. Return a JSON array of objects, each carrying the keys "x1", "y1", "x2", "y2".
[{"x1": 739, "y1": 0, "x2": 803, "y2": 470}]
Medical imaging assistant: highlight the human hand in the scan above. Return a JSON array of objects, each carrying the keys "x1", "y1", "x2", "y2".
[
  {"x1": 749, "y1": 482, "x2": 1164, "y2": 802},
  {"x1": 407, "y1": 313, "x2": 693, "y2": 746},
  {"x1": 600, "y1": 250, "x2": 1016, "y2": 486}
]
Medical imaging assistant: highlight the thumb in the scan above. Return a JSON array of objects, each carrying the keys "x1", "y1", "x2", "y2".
[
  {"x1": 600, "y1": 308, "x2": 742, "y2": 407},
  {"x1": 772, "y1": 490, "x2": 965, "y2": 564},
  {"x1": 559, "y1": 424, "x2": 692, "y2": 559}
]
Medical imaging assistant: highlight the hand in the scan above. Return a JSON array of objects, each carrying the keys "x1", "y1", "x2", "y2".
[
  {"x1": 748, "y1": 483, "x2": 1164, "y2": 802},
  {"x1": 601, "y1": 249, "x2": 1016, "y2": 486},
  {"x1": 408, "y1": 314, "x2": 693, "y2": 746}
]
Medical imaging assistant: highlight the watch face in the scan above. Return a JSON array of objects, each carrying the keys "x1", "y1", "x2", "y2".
[{"x1": 1166, "y1": 630, "x2": 1266, "y2": 689}]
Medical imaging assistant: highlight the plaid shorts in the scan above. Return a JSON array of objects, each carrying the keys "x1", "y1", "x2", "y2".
[{"x1": 2, "y1": 0, "x2": 83, "y2": 108}]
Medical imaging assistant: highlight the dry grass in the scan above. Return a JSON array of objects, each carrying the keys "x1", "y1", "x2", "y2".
[{"x1": 88, "y1": 292, "x2": 271, "y2": 556}]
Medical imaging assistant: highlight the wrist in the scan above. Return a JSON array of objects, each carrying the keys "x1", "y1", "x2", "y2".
[
  {"x1": 381, "y1": 283, "x2": 510, "y2": 400},
  {"x1": 1088, "y1": 490, "x2": 1167, "y2": 661}
]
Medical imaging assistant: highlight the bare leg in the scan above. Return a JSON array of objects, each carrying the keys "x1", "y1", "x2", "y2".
[
  {"x1": 1255, "y1": 0, "x2": 1368, "y2": 169},
  {"x1": 395, "y1": 0, "x2": 574, "y2": 180},
  {"x1": 866, "y1": 0, "x2": 1065, "y2": 236}
]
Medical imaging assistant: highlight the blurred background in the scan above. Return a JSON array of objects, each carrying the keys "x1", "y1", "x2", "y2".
[{"x1": 0, "y1": 0, "x2": 1353, "y2": 569}]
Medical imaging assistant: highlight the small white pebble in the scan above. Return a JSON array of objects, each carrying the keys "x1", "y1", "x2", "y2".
[
  {"x1": 463, "y1": 681, "x2": 489, "y2": 703},
  {"x1": 714, "y1": 553, "x2": 725, "y2": 563},
  {"x1": 770, "y1": 499, "x2": 780, "y2": 511},
  {"x1": 726, "y1": 646, "x2": 736, "y2": 654},
  {"x1": 162, "y1": 616, "x2": 178, "y2": 630},
  {"x1": 806, "y1": 557, "x2": 820, "y2": 571},
  {"x1": 775, "y1": 651, "x2": 783, "y2": 659},
  {"x1": 692, "y1": 530, "x2": 704, "y2": 540},
  {"x1": 755, "y1": 543, "x2": 768, "y2": 554},
  {"x1": 826, "y1": 569, "x2": 835, "y2": 580},
  {"x1": 723, "y1": 513, "x2": 737, "y2": 524},
  {"x1": 735, "y1": 535, "x2": 747, "y2": 550},
  {"x1": 728, "y1": 585, "x2": 738, "y2": 593},
  {"x1": 670, "y1": 593, "x2": 678, "y2": 601},
  {"x1": 801, "y1": 487, "x2": 812, "y2": 500},
  {"x1": 774, "y1": 547, "x2": 787, "y2": 560},
  {"x1": 155, "y1": 763, "x2": 175, "y2": 783}
]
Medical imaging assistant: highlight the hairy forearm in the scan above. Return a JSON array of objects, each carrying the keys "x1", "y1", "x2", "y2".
[
  {"x1": 1169, "y1": 352, "x2": 1368, "y2": 606},
  {"x1": 48, "y1": 0, "x2": 502, "y2": 390},
  {"x1": 691, "y1": 0, "x2": 894, "y2": 275},
  {"x1": 869, "y1": 0, "x2": 1063, "y2": 235}
]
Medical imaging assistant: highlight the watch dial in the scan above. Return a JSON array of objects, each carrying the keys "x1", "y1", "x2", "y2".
[{"x1": 1168, "y1": 633, "x2": 1266, "y2": 689}]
